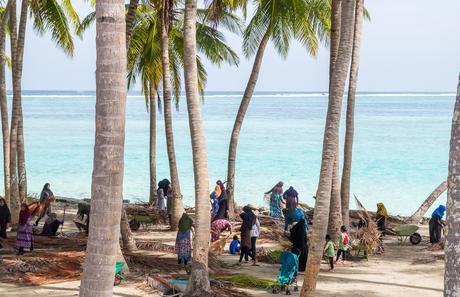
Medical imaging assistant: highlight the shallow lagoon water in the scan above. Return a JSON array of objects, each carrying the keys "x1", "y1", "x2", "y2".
[{"x1": 3, "y1": 92, "x2": 454, "y2": 216}]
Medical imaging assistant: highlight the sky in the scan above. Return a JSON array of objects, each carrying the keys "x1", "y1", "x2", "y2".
[{"x1": 7, "y1": 0, "x2": 460, "y2": 92}]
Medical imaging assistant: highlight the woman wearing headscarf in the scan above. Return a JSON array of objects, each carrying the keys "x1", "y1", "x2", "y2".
[
  {"x1": 290, "y1": 218, "x2": 308, "y2": 272},
  {"x1": 376, "y1": 203, "x2": 388, "y2": 233},
  {"x1": 429, "y1": 205, "x2": 446, "y2": 244},
  {"x1": 283, "y1": 186, "x2": 299, "y2": 210},
  {"x1": 41, "y1": 213, "x2": 63, "y2": 236},
  {"x1": 266, "y1": 182, "x2": 284, "y2": 218},
  {"x1": 35, "y1": 183, "x2": 55, "y2": 226},
  {"x1": 16, "y1": 203, "x2": 34, "y2": 255},
  {"x1": 239, "y1": 206, "x2": 255, "y2": 263},
  {"x1": 284, "y1": 208, "x2": 308, "y2": 231},
  {"x1": 211, "y1": 219, "x2": 232, "y2": 242},
  {"x1": 175, "y1": 213, "x2": 193, "y2": 268},
  {"x1": 213, "y1": 189, "x2": 228, "y2": 221},
  {"x1": 0, "y1": 198, "x2": 11, "y2": 239}
]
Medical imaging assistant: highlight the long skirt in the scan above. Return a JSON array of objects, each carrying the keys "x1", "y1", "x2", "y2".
[
  {"x1": 175, "y1": 230, "x2": 192, "y2": 262},
  {"x1": 270, "y1": 194, "x2": 283, "y2": 218},
  {"x1": 429, "y1": 218, "x2": 442, "y2": 244},
  {"x1": 16, "y1": 222, "x2": 33, "y2": 249}
]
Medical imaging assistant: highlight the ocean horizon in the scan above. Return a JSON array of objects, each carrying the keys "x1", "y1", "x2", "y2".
[{"x1": 0, "y1": 91, "x2": 454, "y2": 216}]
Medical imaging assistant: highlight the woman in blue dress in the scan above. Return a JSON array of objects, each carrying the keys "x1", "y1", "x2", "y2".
[{"x1": 266, "y1": 181, "x2": 284, "y2": 218}]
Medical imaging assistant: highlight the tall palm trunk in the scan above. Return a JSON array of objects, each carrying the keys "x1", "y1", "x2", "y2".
[
  {"x1": 226, "y1": 30, "x2": 270, "y2": 218},
  {"x1": 340, "y1": 0, "x2": 363, "y2": 228},
  {"x1": 183, "y1": 0, "x2": 212, "y2": 295},
  {"x1": 445, "y1": 75, "x2": 460, "y2": 297},
  {"x1": 300, "y1": 1, "x2": 355, "y2": 296},
  {"x1": 406, "y1": 181, "x2": 447, "y2": 224},
  {"x1": 0, "y1": 5, "x2": 10, "y2": 206},
  {"x1": 326, "y1": 0, "x2": 343, "y2": 244},
  {"x1": 125, "y1": 0, "x2": 139, "y2": 44},
  {"x1": 149, "y1": 84, "x2": 157, "y2": 205},
  {"x1": 16, "y1": 0, "x2": 29, "y2": 202},
  {"x1": 8, "y1": 0, "x2": 20, "y2": 224},
  {"x1": 161, "y1": 5, "x2": 183, "y2": 230},
  {"x1": 79, "y1": 0, "x2": 127, "y2": 294}
]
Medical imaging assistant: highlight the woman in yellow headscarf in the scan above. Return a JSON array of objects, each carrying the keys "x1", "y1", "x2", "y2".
[{"x1": 376, "y1": 203, "x2": 388, "y2": 232}]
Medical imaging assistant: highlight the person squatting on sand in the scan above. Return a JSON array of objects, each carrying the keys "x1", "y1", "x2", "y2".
[
  {"x1": 266, "y1": 181, "x2": 284, "y2": 218},
  {"x1": 0, "y1": 198, "x2": 11, "y2": 240},
  {"x1": 35, "y1": 183, "x2": 55, "y2": 226},
  {"x1": 175, "y1": 213, "x2": 193, "y2": 270},
  {"x1": 16, "y1": 203, "x2": 34, "y2": 255},
  {"x1": 40, "y1": 213, "x2": 63, "y2": 237},
  {"x1": 429, "y1": 204, "x2": 446, "y2": 244},
  {"x1": 229, "y1": 235, "x2": 240, "y2": 254}
]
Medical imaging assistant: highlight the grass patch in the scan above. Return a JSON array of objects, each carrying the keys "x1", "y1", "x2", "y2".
[{"x1": 215, "y1": 274, "x2": 275, "y2": 289}]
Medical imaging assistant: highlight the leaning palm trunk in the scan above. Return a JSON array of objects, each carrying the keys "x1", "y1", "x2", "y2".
[
  {"x1": 161, "y1": 8, "x2": 183, "y2": 231},
  {"x1": 226, "y1": 31, "x2": 270, "y2": 218},
  {"x1": 406, "y1": 181, "x2": 447, "y2": 224},
  {"x1": 15, "y1": 0, "x2": 29, "y2": 202},
  {"x1": 327, "y1": 153, "x2": 342, "y2": 244},
  {"x1": 183, "y1": 0, "x2": 212, "y2": 295},
  {"x1": 149, "y1": 85, "x2": 157, "y2": 205},
  {"x1": 444, "y1": 75, "x2": 460, "y2": 297},
  {"x1": 301, "y1": 1, "x2": 356, "y2": 296},
  {"x1": 340, "y1": 0, "x2": 363, "y2": 228},
  {"x1": 8, "y1": 0, "x2": 21, "y2": 224},
  {"x1": 0, "y1": 6, "x2": 10, "y2": 206},
  {"x1": 79, "y1": 0, "x2": 127, "y2": 295}
]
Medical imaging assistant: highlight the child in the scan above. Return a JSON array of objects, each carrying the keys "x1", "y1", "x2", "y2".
[
  {"x1": 229, "y1": 235, "x2": 240, "y2": 254},
  {"x1": 337, "y1": 225, "x2": 350, "y2": 264},
  {"x1": 324, "y1": 235, "x2": 335, "y2": 272}
]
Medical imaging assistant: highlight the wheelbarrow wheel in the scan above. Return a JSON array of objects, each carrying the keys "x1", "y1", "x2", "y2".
[
  {"x1": 410, "y1": 232, "x2": 422, "y2": 245},
  {"x1": 129, "y1": 219, "x2": 140, "y2": 231}
]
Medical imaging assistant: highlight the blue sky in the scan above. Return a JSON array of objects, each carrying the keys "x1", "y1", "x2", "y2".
[{"x1": 8, "y1": 0, "x2": 460, "y2": 92}]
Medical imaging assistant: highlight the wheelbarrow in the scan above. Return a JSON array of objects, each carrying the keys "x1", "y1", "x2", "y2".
[{"x1": 387, "y1": 224, "x2": 422, "y2": 245}]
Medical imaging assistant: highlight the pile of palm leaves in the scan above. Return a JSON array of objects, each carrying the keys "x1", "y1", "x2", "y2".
[
  {"x1": 353, "y1": 196, "x2": 383, "y2": 255},
  {"x1": 214, "y1": 274, "x2": 275, "y2": 289},
  {"x1": 257, "y1": 248, "x2": 284, "y2": 264}
]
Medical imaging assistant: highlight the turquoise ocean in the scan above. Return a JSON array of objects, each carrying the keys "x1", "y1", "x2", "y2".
[{"x1": 2, "y1": 91, "x2": 455, "y2": 216}]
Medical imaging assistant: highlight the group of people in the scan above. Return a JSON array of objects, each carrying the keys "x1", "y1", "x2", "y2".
[
  {"x1": 265, "y1": 181, "x2": 300, "y2": 219},
  {"x1": 210, "y1": 180, "x2": 228, "y2": 221},
  {"x1": 0, "y1": 183, "x2": 64, "y2": 255}
]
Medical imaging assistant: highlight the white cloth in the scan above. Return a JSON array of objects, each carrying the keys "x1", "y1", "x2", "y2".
[
  {"x1": 157, "y1": 188, "x2": 166, "y2": 210},
  {"x1": 250, "y1": 218, "x2": 260, "y2": 238}
]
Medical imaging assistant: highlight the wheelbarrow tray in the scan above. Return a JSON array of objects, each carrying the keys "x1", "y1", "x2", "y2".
[{"x1": 391, "y1": 225, "x2": 419, "y2": 236}]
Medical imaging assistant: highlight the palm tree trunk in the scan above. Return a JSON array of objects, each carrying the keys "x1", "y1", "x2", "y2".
[
  {"x1": 0, "y1": 5, "x2": 10, "y2": 206},
  {"x1": 79, "y1": 0, "x2": 127, "y2": 294},
  {"x1": 340, "y1": 0, "x2": 363, "y2": 228},
  {"x1": 149, "y1": 84, "x2": 157, "y2": 205},
  {"x1": 226, "y1": 30, "x2": 270, "y2": 218},
  {"x1": 125, "y1": 0, "x2": 138, "y2": 45},
  {"x1": 16, "y1": 0, "x2": 29, "y2": 202},
  {"x1": 327, "y1": 153, "x2": 342, "y2": 243},
  {"x1": 8, "y1": 0, "x2": 20, "y2": 224},
  {"x1": 329, "y1": 0, "x2": 342, "y2": 78},
  {"x1": 406, "y1": 181, "x2": 447, "y2": 224},
  {"x1": 445, "y1": 74, "x2": 460, "y2": 297},
  {"x1": 300, "y1": 1, "x2": 355, "y2": 296},
  {"x1": 161, "y1": 7, "x2": 183, "y2": 231},
  {"x1": 183, "y1": 0, "x2": 212, "y2": 295}
]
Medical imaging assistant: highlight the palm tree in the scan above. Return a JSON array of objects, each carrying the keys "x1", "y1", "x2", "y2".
[
  {"x1": 183, "y1": 0, "x2": 212, "y2": 294},
  {"x1": 79, "y1": 0, "x2": 127, "y2": 295},
  {"x1": 406, "y1": 181, "x2": 447, "y2": 224},
  {"x1": 340, "y1": 0, "x2": 363, "y2": 228},
  {"x1": 445, "y1": 74, "x2": 460, "y2": 297},
  {"x1": 300, "y1": 0, "x2": 356, "y2": 296},
  {"x1": 226, "y1": 0, "x2": 329, "y2": 217},
  {"x1": 8, "y1": 0, "x2": 79, "y2": 223},
  {"x1": 0, "y1": 4, "x2": 10, "y2": 207}
]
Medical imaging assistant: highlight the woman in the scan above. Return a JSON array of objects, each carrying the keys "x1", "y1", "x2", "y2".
[
  {"x1": 239, "y1": 206, "x2": 255, "y2": 263},
  {"x1": 290, "y1": 218, "x2": 308, "y2": 272},
  {"x1": 0, "y1": 198, "x2": 11, "y2": 239},
  {"x1": 41, "y1": 213, "x2": 63, "y2": 237},
  {"x1": 284, "y1": 208, "x2": 307, "y2": 231},
  {"x1": 376, "y1": 203, "x2": 388, "y2": 233},
  {"x1": 157, "y1": 186, "x2": 166, "y2": 210},
  {"x1": 175, "y1": 213, "x2": 193, "y2": 268},
  {"x1": 16, "y1": 203, "x2": 34, "y2": 255},
  {"x1": 35, "y1": 183, "x2": 54, "y2": 226},
  {"x1": 429, "y1": 205, "x2": 446, "y2": 244},
  {"x1": 266, "y1": 182, "x2": 284, "y2": 218},
  {"x1": 249, "y1": 206, "x2": 260, "y2": 266},
  {"x1": 213, "y1": 190, "x2": 228, "y2": 221},
  {"x1": 211, "y1": 219, "x2": 232, "y2": 242},
  {"x1": 283, "y1": 186, "x2": 299, "y2": 210}
]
